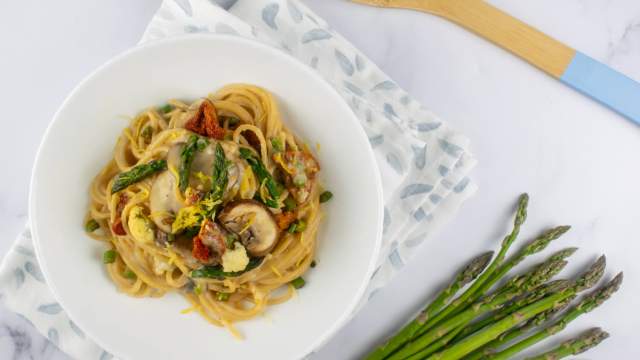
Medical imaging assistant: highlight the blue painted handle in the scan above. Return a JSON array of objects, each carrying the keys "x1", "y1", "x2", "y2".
[{"x1": 560, "y1": 52, "x2": 640, "y2": 125}]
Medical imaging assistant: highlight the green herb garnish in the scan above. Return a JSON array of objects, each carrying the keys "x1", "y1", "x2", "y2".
[{"x1": 216, "y1": 292, "x2": 230, "y2": 301}]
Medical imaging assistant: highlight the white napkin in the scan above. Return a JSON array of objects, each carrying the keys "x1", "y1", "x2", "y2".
[{"x1": 0, "y1": 1, "x2": 476, "y2": 358}]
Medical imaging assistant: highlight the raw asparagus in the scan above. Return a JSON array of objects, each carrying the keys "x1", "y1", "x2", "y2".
[
  {"x1": 388, "y1": 255, "x2": 568, "y2": 360},
  {"x1": 488, "y1": 271, "x2": 622, "y2": 360},
  {"x1": 427, "y1": 256, "x2": 606, "y2": 360},
  {"x1": 408, "y1": 194, "x2": 530, "y2": 342},
  {"x1": 366, "y1": 251, "x2": 493, "y2": 360},
  {"x1": 525, "y1": 328, "x2": 609, "y2": 360}
]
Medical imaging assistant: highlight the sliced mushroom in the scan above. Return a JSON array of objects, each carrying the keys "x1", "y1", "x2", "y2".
[
  {"x1": 218, "y1": 200, "x2": 280, "y2": 257},
  {"x1": 149, "y1": 170, "x2": 182, "y2": 233}
]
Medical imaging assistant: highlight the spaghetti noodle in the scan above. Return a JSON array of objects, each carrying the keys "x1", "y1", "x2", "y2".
[{"x1": 85, "y1": 84, "x2": 327, "y2": 337}]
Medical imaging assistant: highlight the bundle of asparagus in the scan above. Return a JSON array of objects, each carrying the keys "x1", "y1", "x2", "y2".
[{"x1": 366, "y1": 194, "x2": 622, "y2": 360}]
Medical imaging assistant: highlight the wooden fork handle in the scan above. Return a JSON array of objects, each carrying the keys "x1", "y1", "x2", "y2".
[{"x1": 357, "y1": 0, "x2": 640, "y2": 124}]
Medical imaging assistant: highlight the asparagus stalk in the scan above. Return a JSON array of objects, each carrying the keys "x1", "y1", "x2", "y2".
[
  {"x1": 465, "y1": 293, "x2": 575, "y2": 360},
  {"x1": 525, "y1": 328, "x2": 609, "y2": 360},
  {"x1": 365, "y1": 251, "x2": 494, "y2": 360},
  {"x1": 111, "y1": 159, "x2": 167, "y2": 193},
  {"x1": 427, "y1": 256, "x2": 606, "y2": 360},
  {"x1": 409, "y1": 194, "x2": 530, "y2": 341},
  {"x1": 388, "y1": 256, "x2": 568, "y2": 360},
  {"x1": 488, "y1": 271, "x2": 622, "y2": 360},
  {"x1": 454, "y1": 278, "x2": 569, "y2": 343},
  {"x1": 420, "y1": 224, "x2": 570, "y2": 342},
  {"x1": 405, "y1": 326, "x2": 465, "y2": 360}
]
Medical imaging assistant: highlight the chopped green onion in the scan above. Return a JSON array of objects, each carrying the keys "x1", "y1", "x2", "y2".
[
  {"x1": 271, "y1": 137, "x2": 284, "y2": 152},
  {"x1": 288, "y1": 220, "x2": 306, "y2": 234},
  {"x1": 194, "y1": 284, "x2": 203, "y2": 295},
  {"x1": 291, "y1": 277, "x2": 306, "y2": 289},
  {"x1": 216, "y1": 292, "x2": 230, "y2": 301},
  {"x1": 319, "y1": 191, "x2": 333, "y2": 203},
  {"x1": 310, "y1": 260, "x2": 317, "y2": 268},
  {"x1": 225, "y1": 233, "x2": 238, "y2": 248},
  {"x1": 221, "y1": 116, "x2": 240, "y2": 126},
  {"x1": 283, "y1": 196, "x2": 297, "y2": 212},
  {"x1": 123, "y1": 269, "x2": 137, "y2": 279},
  {"x1": 295, "y1": 220, "x2": 307, "y2": 233},
  {"x1": 293, "y1": 173, "x2": 307, "y2": 187},
  {"x1": 141, "y1": 126, "x2": 153, "y2": 142},
  {"x1": 102, "y1": 249, "x2": 117, "y2": 264},
  {"x1": 159, "y1": 104, "x2": 173, "y2": 113},
  {"x1": 85, "y1": 219, "x2": 100, "y2": 232}
]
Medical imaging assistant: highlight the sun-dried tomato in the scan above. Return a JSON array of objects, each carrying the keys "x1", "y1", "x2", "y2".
[
  {"x1": 112, "y1": 194, "x2": 129, "y2": 236},
  {"x1": 275, "y1": 211, "x2": 297, "y2": 230},
  {"x1": 185, "y1": 100, "x2": 225, "y2": 139},
  {"x1": 192, "y1": 236, "x2": 211, "y2": 262}
]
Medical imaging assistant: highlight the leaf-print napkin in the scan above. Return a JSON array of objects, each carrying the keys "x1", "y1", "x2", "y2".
[{"x1": 0, "y1": 1, "x2": 477, "y2": 359}]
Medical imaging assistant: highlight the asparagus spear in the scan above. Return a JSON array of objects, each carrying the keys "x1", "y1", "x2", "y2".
[
  {"x1": 465, "y1": 293, "x2": 575, "y2": 360},
  {"x1": 407, "y1": 194, "x2": 529, "y2": 343},
  {"x1": 525, "y1": 328, "x2": 609, "y2": 360},
  {"x1": 111, "y1": 159, "x2": 167, "y2": 194},
  {"x1": 366, "y1": 251, "x2": 493, "y2": 360},
  {"x1": 405, "y1": 326, "x2": 466, "y2": 360},
  {"x1": 239, "y1": 147, "x2": 282, "y2": 208},
  {"x1": 420, "y1": 224, "x2": 570, "y2": 343},
  {"x1": 388, "y1": 256, "x2": 568, "y2": 360},
  {"x1": 454, "y1": 278, "x2": 569, "y2": 343},
  {"x1": 427, "y1": 256, "x2": 606, "y2": 360},
  {"x1": 488, "y1": 271, "x2": 622, "y2": 360},
  {"x1": 178, "y1": 135, "x2": 209, "y2": 192}
]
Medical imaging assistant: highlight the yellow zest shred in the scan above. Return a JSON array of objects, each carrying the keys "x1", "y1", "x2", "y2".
[
  {"x1": 239, "y1": 166, "x2": 256, "y2": 199},
  {"x1": 273, "y1": 153, "x2": 294, "y2": 174},
  {"x1": 238, "y1": 213, "x2": 256, "y2": 234},
  {"x1": 270, "y1": 265, "x2": 282, "y2": 278}
]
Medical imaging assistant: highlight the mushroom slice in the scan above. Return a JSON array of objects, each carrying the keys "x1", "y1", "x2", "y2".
[
  {"x1": 218, "y1": 200, "x2": 280, "y2": 257},
  {"x1": 149, "y1": 171, "x2": 182, "y2": 233}
]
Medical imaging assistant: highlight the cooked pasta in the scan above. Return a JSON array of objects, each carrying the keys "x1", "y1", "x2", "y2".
[{"x1": 85, "y1": 84, "x2": 330, "y2": 337}]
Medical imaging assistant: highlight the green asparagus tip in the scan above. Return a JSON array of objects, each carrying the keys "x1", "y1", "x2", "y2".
[
  {"x1": 549, "y1": 247, "x2": 579, "y2": 262},
  {"x1": 572, "y1": 328, "x2": 610, "y2": 355},
  {"x1": 459, "y1": 251, "x2": 494, "y2": 285},
  {"x1": 514, "y1": 193, "x2": 529, "y2": 226},
  {"x1": 524, "y1": 225, "x2": 571, "y2": 255},
  {"x1": 580, "y1": 272, "x2": 623, "y2": 313},
  {"x1": 574, "y1": 255, "x2": 606, "y2": 292}
]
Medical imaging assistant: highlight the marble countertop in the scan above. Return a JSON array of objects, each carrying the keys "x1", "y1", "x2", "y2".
[{"x1": 1, "y1": 0, "x2": 639, "y2": 358}]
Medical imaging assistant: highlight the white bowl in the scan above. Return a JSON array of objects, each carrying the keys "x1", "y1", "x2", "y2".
[{"x1": 29, "y1": 34, "x2": 383, "y2": 359}]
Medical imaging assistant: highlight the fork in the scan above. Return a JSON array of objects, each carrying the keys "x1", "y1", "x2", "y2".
[{"x1": 352, "y1": 0, "x2": 640, "y2": 125}]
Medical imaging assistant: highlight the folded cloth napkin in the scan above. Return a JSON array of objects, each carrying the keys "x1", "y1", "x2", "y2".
[{"x1": 0, "y1": 0, "x2": 477, "y2": 358}]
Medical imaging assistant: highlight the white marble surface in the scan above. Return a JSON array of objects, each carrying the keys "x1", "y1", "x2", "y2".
[{"x1": 1, "y1": 0, "x2": 640, "y2": 358}]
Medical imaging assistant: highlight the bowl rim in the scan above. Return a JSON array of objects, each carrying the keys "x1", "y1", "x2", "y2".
[{"x1": 29, "y1": 33, "x2": 383, "y2": 359}]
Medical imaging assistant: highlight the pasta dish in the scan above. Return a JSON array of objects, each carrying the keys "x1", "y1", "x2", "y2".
[{"x1": 84, "y1": 84, "x2": 331, "y2": 336}]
